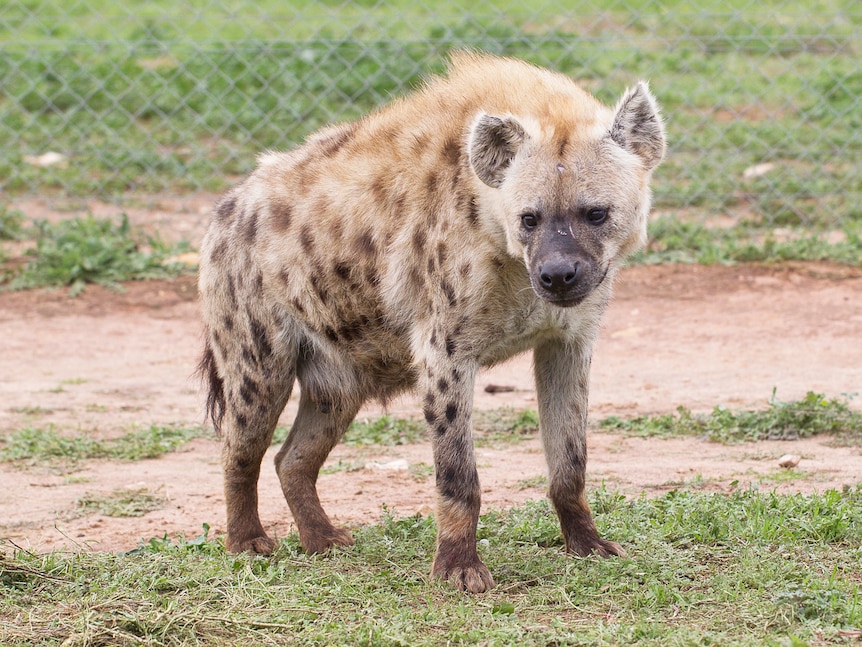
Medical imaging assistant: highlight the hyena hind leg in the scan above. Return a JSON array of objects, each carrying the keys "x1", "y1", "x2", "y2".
[
  {"x1": 203, "y1": 326, "x2": 296, "y2": 555},
  {"x1": 274, "y1": 389, "x2": 361, "y2": 554}
]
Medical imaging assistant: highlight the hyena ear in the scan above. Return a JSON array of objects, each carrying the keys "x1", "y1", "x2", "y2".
[
  {"x1": 609, "y1": 82, "x2": 666, "y2": 171},
  {"x1": 469, "y1": 113, "x2": 528, "y2": 188}
]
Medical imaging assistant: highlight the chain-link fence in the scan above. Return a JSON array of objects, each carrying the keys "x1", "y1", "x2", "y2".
[{"x1": 1, "y1": 1, "x2": 859, "y2": 233}]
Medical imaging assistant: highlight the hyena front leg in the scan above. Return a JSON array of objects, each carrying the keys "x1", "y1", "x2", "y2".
[
  {"x1": 274, "y1": 389, "x2": 361, "y2": 554},
  {"x1": 534, "y1": 340, "x2": 625, "y2": 558},
  {"x1": 422, "y1": 357, "x2": 494, "y2": 593}
]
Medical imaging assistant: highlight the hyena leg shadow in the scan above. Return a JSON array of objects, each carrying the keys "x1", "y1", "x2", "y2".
[
  {"x1": 209, "y1": 309, "x2": 296, "y2": 555},
  {"x1": 274, "y1": 388, "x2": 361, "y2": 554}
]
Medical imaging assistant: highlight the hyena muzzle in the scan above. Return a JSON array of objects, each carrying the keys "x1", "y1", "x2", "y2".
[{"x1": 198, "y1": 52, "x2": 665, "y2": 593}]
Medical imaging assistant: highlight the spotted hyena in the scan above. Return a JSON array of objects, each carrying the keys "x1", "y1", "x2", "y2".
[{"x1": 198, "y1": 52, "x2": 665, "y2": 593}]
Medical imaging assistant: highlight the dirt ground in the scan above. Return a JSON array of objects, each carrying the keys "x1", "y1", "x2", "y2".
[{"x1": 2, "y1": 197, "x2": 861, "y2": 553}]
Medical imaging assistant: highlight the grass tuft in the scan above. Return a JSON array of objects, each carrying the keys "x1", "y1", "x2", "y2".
[
  {"x1": 2, "y1": 214, "x2": 193, "y2": 295},
  {"x1": 600, "y1": 391, "x2": 862, "y2": 444},
  {"x1": 635, "y1": 219, "x2": 862, "y2": 266},
  {"x1": 77, "y1": 487, "x2": 168, "y2": 518},
  {"x1": 0, "y1": 424, "x2": 207, "y2": 466}
]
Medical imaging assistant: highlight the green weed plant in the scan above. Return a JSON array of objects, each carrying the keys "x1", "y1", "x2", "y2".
[
  {"x1": 600, "y1": 391, "x2": 862, "y2": 444},
  {"x1": 4, "y1": 214, "x2": 192, "y2": 295}
]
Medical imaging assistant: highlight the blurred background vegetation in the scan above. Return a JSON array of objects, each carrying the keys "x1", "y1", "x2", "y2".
[{"x1": 1, "y1": 0, "x2": 860, "y2": 264}]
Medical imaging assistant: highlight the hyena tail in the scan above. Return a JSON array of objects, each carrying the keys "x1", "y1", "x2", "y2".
[{"x1": 198, "y1": 339, "x2": 226, "y2": 433}]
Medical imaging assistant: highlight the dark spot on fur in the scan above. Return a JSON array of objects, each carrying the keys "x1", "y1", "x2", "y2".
[
  {"x1": 412, "y1": 227, "x2": 427, "y2": 252},
  {"x1": 223, "y1": 315, "x2": 234, "y2": 331},
  {"x1": 424, "y1": 392, "x2": 436, "y2": 408},
  {"x1": 334, "y1": 262, "x2": 350, "y2": 280},
  {"x1": 445, "y1": 403, "x2": 457, "y2": 423},
  {"x1": 279, "y1": 269, "x2": 290, "y2": 285},
  {"x1": 423, "y1": 406, "x2": 436, "y2": 425},
  {"x1": 249, "y1": 317, "x2": 272, "y2": 359},
  {"x1": 429, "y1": 330, "x2": 438, "y2": 348},
  {"x1": 227, "y1": 276, "x2": 238, "y2": 308},
  {"x1": 436, "y1": 424, "x2": 447, "y2": 437},
  {"x1": 216, "y1": 194, "x2": 237, "y2": 221},
  {"x1": 241, "y1": 344, "x2": 256, "y2": 366},
  {"x1": 427, "y1": 255, "x2": 436, "y2": 276},
  {"x1": 254, "y1": 272, "x2": 263, "y2": 293},
  {"x1": 369, "y1": 176, "x2": 387, "y2": 203},
  {"x1": 425, "y1": 171, "x2": 439, "y2": 196},
  {"x1": 451, "y1": 368, "x2": 461, "y2": 382},
  {"x1": 272, "y1": 202, "x2": 293, "y2": 231},
  {"x1": 459, "y1": 261, "x2": 472, "y2": 278},
  {"x1": 392, "y1": 192, "x2": 407, "y2": 217},
  {"x1": 410, "y1": 132, "x2": 430, "y2": 154},
  {"x1": 319, "y1": 125, "x2": 356, "y2": 157},
  {"x1": 437, "y1": 378, "x2": 449, "y2": 393},
  {"x1": 436, "y1": 462, "x2": 478, "y2": 502},
  {"x1": 467, "y1": 196, "x2": 480, "y2": 228},
  {"x1": 324, "y1": 326, "x2": 339, "y2": 343},
  {"x1": 565, "y1": 438, "x2": 585, "y2": 472},
  {"x1": 354, "y1": 230, "x2": 376, "y2": 258},
  {"x1": 364, "y1": 266, "x2": 381, "y2": 286},
  {"x1": 436, "y1": 242, "x2": 447, "y2": 268},
  {"x1": 209, "y1": 240, "x2": 229, "y2": 265},
  {"x1": 445, "y1": 337, "x2": 456, "y2": 357},
  {"x1": 440, "y1": 279, "x2": 456, "y2": 306},
  {"x1": 243, "y1": 209, "x2": 259, "y2": 244},
  {"x1": 242, "y1": 374, "x2": 260, "y2": 396},
  {"x1": 235, "y1": 412, "x2": 248, "y2": 428},
  {"x1": 239, "y1": 375, "x2": 259, "y2": 405},
  {"x1": 292, "y1": 297, "x2": 305, "y2": 315},
  {"x1": 441, "y1": 137, "x2": 461, "y2": 166},
  {"x1": 338, "y1": 321, "x2": 362, "y2": 342},
  {"x1": 299, "y1": 225, "x2": 314, "y2": 254},
  {"x1": 311, "y1": 274, "x2": 329, "y2": 305}
]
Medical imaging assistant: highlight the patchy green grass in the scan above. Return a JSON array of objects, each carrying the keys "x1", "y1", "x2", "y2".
[
  {"x1": 0, "y1": 204, "x2": 24, "y2": 241},
  {"x1": 635, "y1": 219, "x2": 862, "y2": 266},
  {"x1": 77, "y1": 487, "x2": 168, "y2": 518},
  {"x1": 344, "y1": 415, "x2": 427, "y2": 446},
  {"x1": 273, "y1": 408, "x2": 541, "y2": 448},
  {"x1": 2, "y1": 488, "x2": 861, "y2": 645},
  {"x1": 600, "y1": 391, "x2": 862, "y2": 445},
  {"x1": 2, "y1": 214, "x2": 193, "y2": 295},
  {"x1": 474, "y1": 408, "x2": 540, "y2": 446},
  {"x1": 0, "y1": 424, "x2": 208, "y2": 467}
]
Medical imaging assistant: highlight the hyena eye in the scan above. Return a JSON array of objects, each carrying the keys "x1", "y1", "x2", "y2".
[
  {"x1": 521, "y1": 212, "x2": 539, "y2": 230},
  {"x1": 586, "y1": 208, "x2": 609, "y2": 225}
]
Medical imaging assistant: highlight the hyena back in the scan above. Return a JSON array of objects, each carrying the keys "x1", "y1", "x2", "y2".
[{"x1": 198, "y1": 52, "x2": 665, "y2": 593}]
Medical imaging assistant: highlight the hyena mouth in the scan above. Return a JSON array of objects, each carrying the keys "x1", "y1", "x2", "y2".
[{"x1": 531, "y1": 264, "x2": 610, "y2": 308}]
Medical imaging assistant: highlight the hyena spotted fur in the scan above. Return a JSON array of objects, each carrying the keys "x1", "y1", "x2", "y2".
[{"x1": 199, "y1": 52, "x2": 665, "y2": 593}]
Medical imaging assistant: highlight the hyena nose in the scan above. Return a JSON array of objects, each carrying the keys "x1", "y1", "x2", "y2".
[{"x1": 538, "y1": 260, "x2": 580, "y2": 292}]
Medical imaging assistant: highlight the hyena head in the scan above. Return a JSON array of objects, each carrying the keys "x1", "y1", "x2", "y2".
[{"x1": 469, "y1": 82, "x2": 666, "y2": 307}]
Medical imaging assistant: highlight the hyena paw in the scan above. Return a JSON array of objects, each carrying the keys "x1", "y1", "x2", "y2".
[
  {"x1": 226, "y1": 533, "x2": 276, "y2": 555},
  {"x1": 301, "y1": 526, "x2": 355, "y2": 554},
  {"x1": 432, "y1": 556, "x2": 495, "y2": 593},
  {"x1": 566, "y1": 536, "x2": 626, "y2": 558}
]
